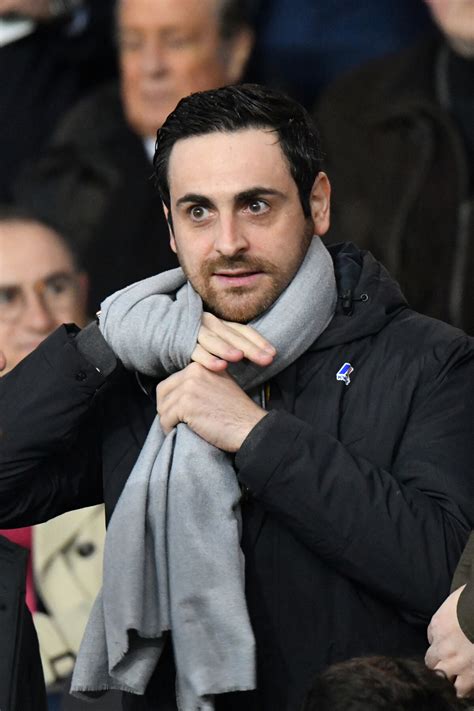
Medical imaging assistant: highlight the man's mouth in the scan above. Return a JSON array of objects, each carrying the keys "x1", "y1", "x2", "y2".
[{"x1": 212, "y1": 270, "x2": 263, "y2": 287}]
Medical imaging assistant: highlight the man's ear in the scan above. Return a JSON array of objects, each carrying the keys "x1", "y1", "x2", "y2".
[
  {"x1": 309, "y1": 172, "x2": 331, "y2": 237},
  {"x1": 224, "y1": 28, "x2": 254, "y2": 84},
  {"x1": 163, "y1": 204, "x2": 177, "y2": 253}
]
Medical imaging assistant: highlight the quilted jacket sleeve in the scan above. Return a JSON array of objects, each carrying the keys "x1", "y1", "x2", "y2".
[{"x1": 236, "y1": 335, "x2": 474, "y2": 621}]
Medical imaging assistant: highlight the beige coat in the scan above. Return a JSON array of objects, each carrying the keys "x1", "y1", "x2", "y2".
[{"x1": 32, "y1": 505, "x2": 105, "y2": 685}]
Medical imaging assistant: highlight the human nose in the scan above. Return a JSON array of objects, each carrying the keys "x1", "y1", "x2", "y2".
[
  {"x1": 213, "y1": 216, "x2": 249, "y2": 257},
  {"x1": 22, "y1": 291, "x2": 57, "y2": 333},
  {"x1": 139, "y1": 38, "x2": 168, "y2": 76}
]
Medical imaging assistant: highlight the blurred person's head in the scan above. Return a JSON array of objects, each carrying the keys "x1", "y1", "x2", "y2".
[
  {"x1": 302, "y1": 656, "x2": 469, "y2": 711},
  {"x1": 117, "y1": 0, "x2": 254, "y2": 139},
  {"x1": 0, "y1": 209, "x2": 88, "y2": 374},
  {"x1": 153, "y1": 84, "x2": 329, "y2": 323},
  {"x1": 424, "y1": 0, "x2": 474, "y2": 56}
]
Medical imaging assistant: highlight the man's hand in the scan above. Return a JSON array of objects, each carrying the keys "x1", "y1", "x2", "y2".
[
  {"x1": 0, "y1": 0, "x2": 54, "y2": 19},
  {"x1": 192, "y1": 312, "x2": 276, "y2": 372},
  {"x1": 425, "y1": 585, "x2": 474, "y2": 697},
  {"x1": 156, "y1": 363, "x2": 267, "y2": 452}
]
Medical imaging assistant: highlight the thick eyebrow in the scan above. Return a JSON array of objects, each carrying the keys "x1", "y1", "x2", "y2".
[
  {"x1": 175, "y1": 187, "x2": 285, "y2": 210},
  {"x1": 175, "y1": 193, "x2": 214, "y2": 209},
  {"x1": 234, "y1": 187, "x2": 286, "y2": 205}
]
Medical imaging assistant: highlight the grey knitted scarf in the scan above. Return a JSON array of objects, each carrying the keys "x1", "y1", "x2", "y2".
[{"x1": 71, "y1": 236, "x2": 337, "y2": 710}]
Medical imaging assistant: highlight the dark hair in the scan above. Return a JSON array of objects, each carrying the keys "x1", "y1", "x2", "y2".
[
  {"x1": 153, "y1": 83, "x2": 323, "y2": 218},
  {"x1": 302, "y1": 656, "x2": 470, "y2": 711}
]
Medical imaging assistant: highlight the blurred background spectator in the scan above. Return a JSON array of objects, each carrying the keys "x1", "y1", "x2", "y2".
[
  {"x1": 302, "y1": 656, "x2": 471, "y2": 710},
  {"x1": 247, "y1": 0, "x2": 433, "y2": 108},
  {"x1": 315, "y1": 0, "x2": 474, "y2": 332},
  {"x1": 0, "y1": 0, "x2": 116, "y2": 203},
  {"x1": 15, "y1": 0, "x2": 254, "y2": 315},
  {"x1": 0, "y1": 209, "x2": 115, "y2": 710}
]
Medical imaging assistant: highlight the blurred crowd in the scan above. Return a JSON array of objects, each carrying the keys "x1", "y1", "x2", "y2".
[{"x1": 1, "y1": 0, "x2": 473, "y2": 710}]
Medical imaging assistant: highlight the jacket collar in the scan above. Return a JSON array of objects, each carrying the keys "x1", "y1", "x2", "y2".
[{"x1": 311, "y1": 242, "x2": 408, "y2": 351}]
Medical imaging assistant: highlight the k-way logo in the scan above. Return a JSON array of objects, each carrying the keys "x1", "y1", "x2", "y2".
[{"x1": 336, "y1": 362, "x2": 354, "y2": 386}]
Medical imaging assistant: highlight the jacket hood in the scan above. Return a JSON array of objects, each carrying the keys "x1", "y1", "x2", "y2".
[{"x1": 312, "y1": 242, "x2": 408, "y2": 351}]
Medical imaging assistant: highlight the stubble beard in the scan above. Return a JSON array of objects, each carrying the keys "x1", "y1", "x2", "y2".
[{"x1": 179, "y1": 228, "x2": 313, "y2": 324}]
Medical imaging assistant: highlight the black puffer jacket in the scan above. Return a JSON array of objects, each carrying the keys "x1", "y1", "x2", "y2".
[{"x1": 1, "y1": 244, "x2": 474, "y2": 711}]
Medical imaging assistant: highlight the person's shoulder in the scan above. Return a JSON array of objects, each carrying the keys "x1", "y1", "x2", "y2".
[
  {"x1": 51, "y1": 82, "x2": 128, "y2": 147},
  {"x1": 384, "y1": 308, "x2": 474, "y2": 375},
  {"x1": 315, "y1": 32, "x2": 442, "y2": 123}
]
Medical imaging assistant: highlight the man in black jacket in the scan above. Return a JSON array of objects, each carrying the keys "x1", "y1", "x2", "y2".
[
  {"x1": 1, "y1": 85, "x2": 474, "y2": 711},
  {"x1": 315, "y1": 0, "x2": 474, "y2": 334}
]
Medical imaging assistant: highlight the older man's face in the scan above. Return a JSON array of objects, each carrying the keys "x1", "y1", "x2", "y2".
[
  {"x1": 425, "y1": 0, "x2": 474, "y2": 54},
  {"x1": 0, "y1": 221, "x2": 87, "y2": 373},
  {"x1": 118, "y1": 0, "x2": 251, "y2": 138}
]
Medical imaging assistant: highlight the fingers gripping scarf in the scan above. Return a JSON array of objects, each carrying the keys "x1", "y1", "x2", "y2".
[{"x1": 71, "y1": 237, "x2": 337, "y2": 710}]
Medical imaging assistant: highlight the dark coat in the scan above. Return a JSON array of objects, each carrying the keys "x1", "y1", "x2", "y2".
[
  {"x1": 0, "y1": 1, "x2": 116, "y2": 203},
  {"x1": 1, "y1": 244, "x2": 474, "y2": 710},
  {"x1": 315, "y1": 34, "x2": 474, "y2": 333},
  {"x1": 15, "y1": 82, "x2": 178, "y2": 315},
  {"x1": 451, "y1": 532, "x2": 474, "y2": 642},
  {"x1": 0, "y1": 536, "x2": 47, "y2": 711}
]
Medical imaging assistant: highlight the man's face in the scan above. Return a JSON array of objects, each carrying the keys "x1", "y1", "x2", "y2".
[
  {"x1": 0, "y1": 221, "x2": 87, "y2": 373},
  {"x1": 118, "y1": 0, "x2": 251, "y2": 138},
  {"x1": 167, "y1": 128, "x2": 330, "y2": 323},
  {"x1": 425, "y1": 0, "x2": 474, "y2": 53}
]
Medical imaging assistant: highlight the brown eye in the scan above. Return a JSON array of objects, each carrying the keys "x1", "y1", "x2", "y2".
[
  {"x1": 247, "y1": 200, "x2": 269, "y2": 215},
  {"x1": 190, "y1": 206, "x2": 210, "y2": 221}
]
